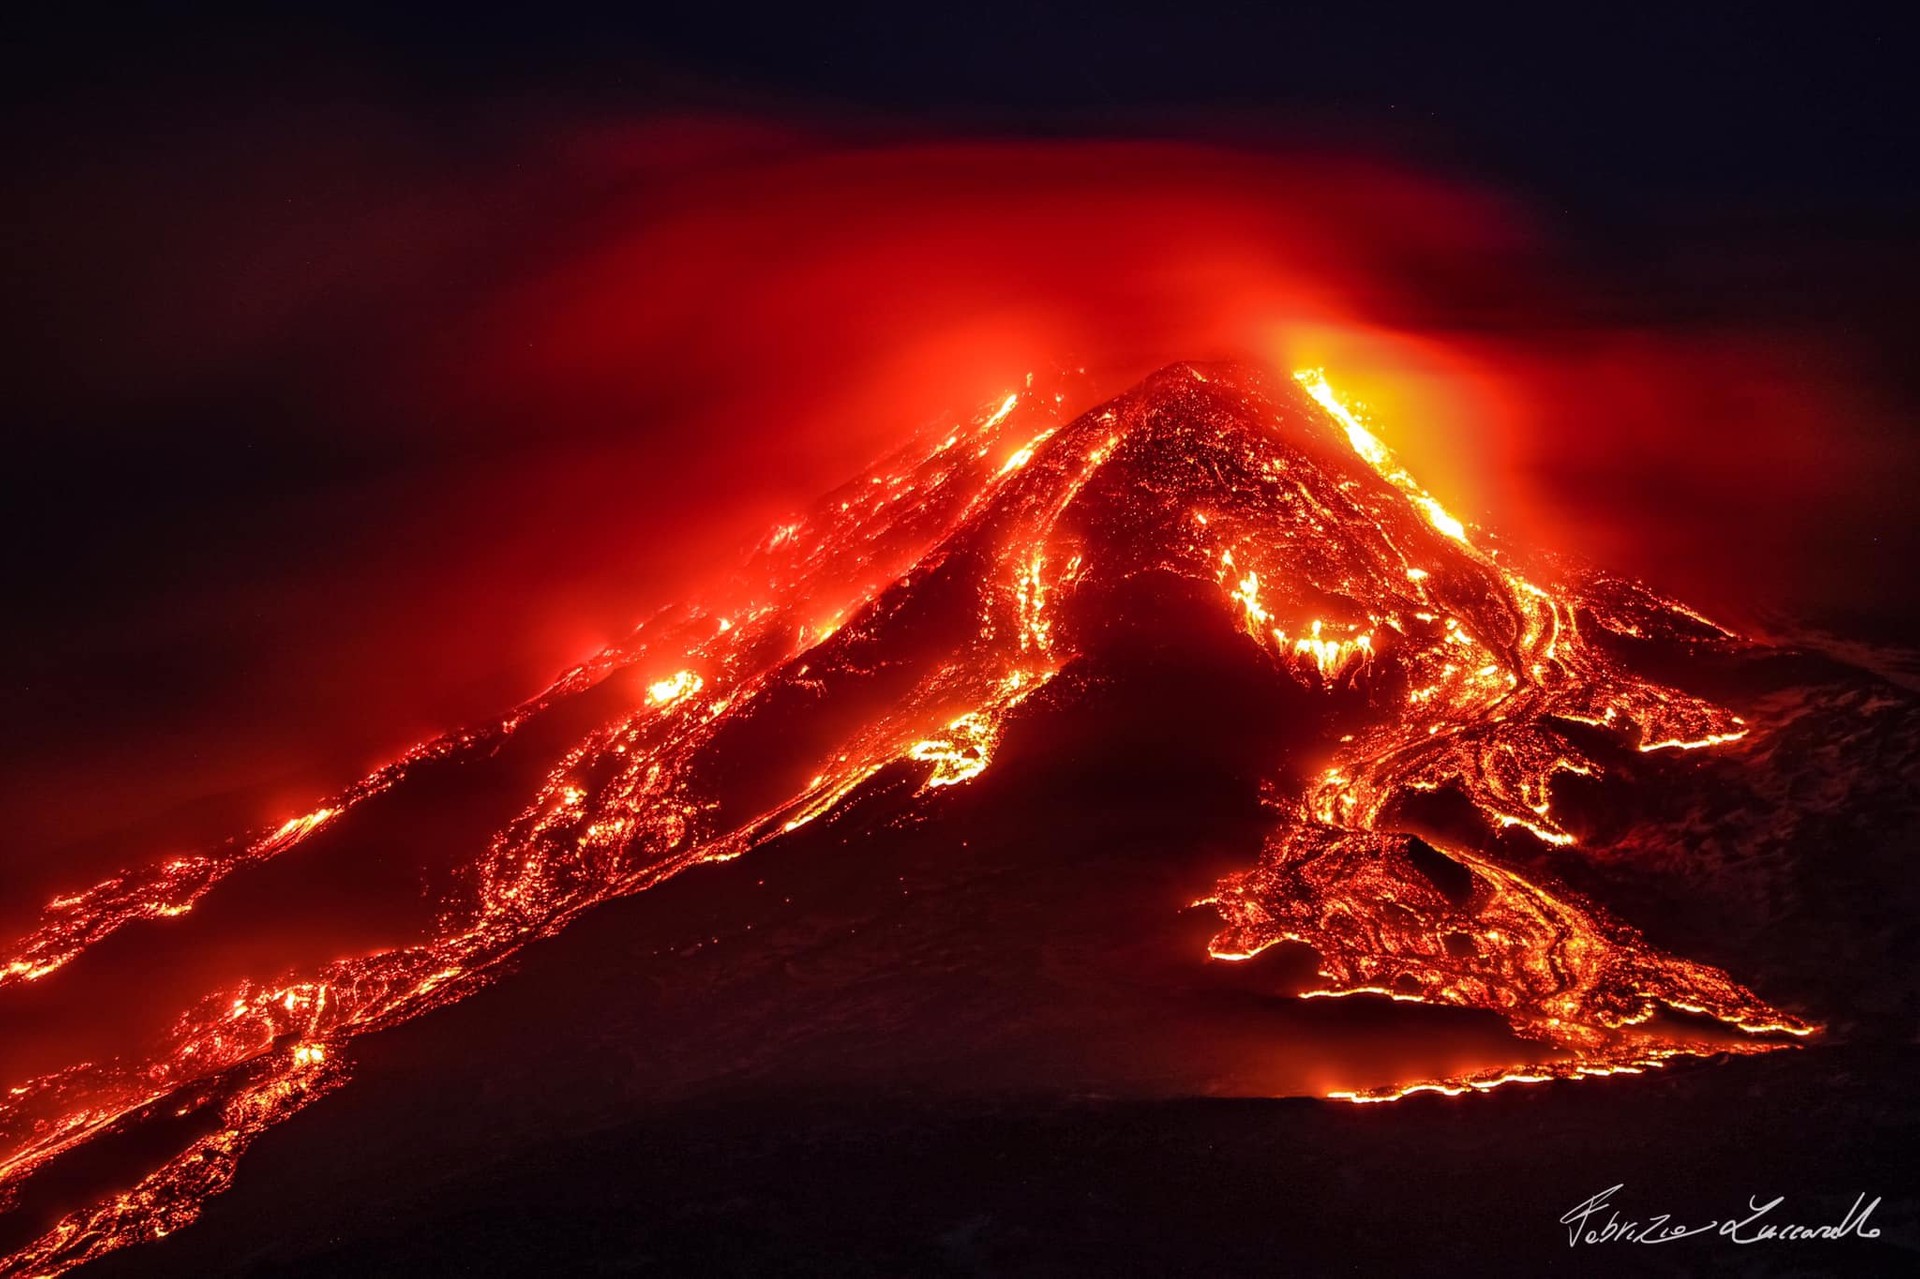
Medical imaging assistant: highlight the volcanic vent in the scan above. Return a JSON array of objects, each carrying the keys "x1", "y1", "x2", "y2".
[{"x1": 0, "y1": 362, "x2": 1815, "y2": 1275}]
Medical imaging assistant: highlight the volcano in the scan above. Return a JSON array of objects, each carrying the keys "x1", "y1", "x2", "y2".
[{"x1": 2, "y1": 363, "x2": 1915, "y2": 1276}]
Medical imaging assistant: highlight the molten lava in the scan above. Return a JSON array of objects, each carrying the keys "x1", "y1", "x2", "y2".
[{"x1": 0, "y1": 363, "x2": 1810, "y2": 1276}]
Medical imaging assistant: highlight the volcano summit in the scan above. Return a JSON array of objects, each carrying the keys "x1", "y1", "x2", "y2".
[{"x1": 5, "y1": 362, "x2": 1906, "y2": 1276}]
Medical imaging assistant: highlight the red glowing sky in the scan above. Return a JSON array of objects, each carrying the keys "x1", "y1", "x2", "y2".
[{"x1": 6, "y1": 114, "x2": 1915, "y2": 872}]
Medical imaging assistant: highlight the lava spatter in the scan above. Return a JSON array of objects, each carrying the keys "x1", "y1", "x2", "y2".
[{"x1": 0, "y1": 363, "x2": 1808, "y2": 1275}]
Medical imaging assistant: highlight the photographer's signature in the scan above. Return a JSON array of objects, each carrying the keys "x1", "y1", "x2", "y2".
[{"x1": 1562, "y1": 1184, "x2": 1882, "y2": 1246}]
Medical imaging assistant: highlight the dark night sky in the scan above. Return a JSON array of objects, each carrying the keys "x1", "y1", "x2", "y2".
[
  {"x1": 4, "y1": 5, "x2": 1918, "y2": 863},
  {"x1": 13, "y1": 8, "x2": 1915, "y2": 201},
  {"x1": 8, "y1": 8, "x2": 1915, "y2": 227}
]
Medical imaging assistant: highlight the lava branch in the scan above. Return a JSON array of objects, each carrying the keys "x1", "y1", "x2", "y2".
[
  {"x1": 0, "y1": 384, "x2": 1072, "y2": 1279},
  {"x1": 1195, "y1": 372, "x2": 1806, "y2": 1103}
]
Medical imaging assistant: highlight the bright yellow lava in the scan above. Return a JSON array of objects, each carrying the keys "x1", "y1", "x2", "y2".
[{"x1": 647, "y1": 670, "x2": 703, "y2": 704}]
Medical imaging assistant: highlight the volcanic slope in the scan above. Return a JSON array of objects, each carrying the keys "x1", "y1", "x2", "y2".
[{"x1": 0, "y1": 363, "x2": 1823, "y2": 1276}]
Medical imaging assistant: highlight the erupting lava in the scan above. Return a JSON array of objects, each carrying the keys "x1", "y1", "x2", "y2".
[{"x1": 0, "y1": 363, "x2": 1811, "y2": 1275}]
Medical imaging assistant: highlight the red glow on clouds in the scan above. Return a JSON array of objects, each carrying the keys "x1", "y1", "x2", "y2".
[
  {"x1": 445, "y1": 123, "x2": 1909, "y2": 632},
  {"x1": 8, "y1": 116, "x2": 1911, "y2": 871},
  {"x1": 457, "y1": 132, "x2": 1532, "y2": 501}
]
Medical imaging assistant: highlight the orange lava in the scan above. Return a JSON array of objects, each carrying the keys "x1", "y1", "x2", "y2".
[{"x1": 0, "y1": 363, "x2": 1809, "y2": 1275}]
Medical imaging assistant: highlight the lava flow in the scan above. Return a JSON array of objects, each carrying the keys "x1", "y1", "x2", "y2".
[{"x1": 0, "y1": 363, "x2": 1811, "y2": 1276}]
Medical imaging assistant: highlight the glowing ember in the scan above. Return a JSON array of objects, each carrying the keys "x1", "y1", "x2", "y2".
[
  {"x1": 646, "y1": 669, "x2": 703, "y2": 704},
  {"x1": 0, "y1": 364, "x2": 1809, "y2": 1274}
]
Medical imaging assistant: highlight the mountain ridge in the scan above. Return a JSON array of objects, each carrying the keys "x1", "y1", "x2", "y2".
[{"x1": 1, "y1": 360, "x2": 1891, "y2": 1275}]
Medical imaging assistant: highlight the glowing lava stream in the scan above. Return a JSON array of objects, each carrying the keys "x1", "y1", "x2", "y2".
[{"x1": 0, "y1": 363, "x2": 1811, "y2": 1275}]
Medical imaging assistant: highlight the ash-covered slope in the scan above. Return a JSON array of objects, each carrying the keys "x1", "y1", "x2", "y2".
[{"x1": 2, "y1": 362, "x2": 1899, "y2": 1275}]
